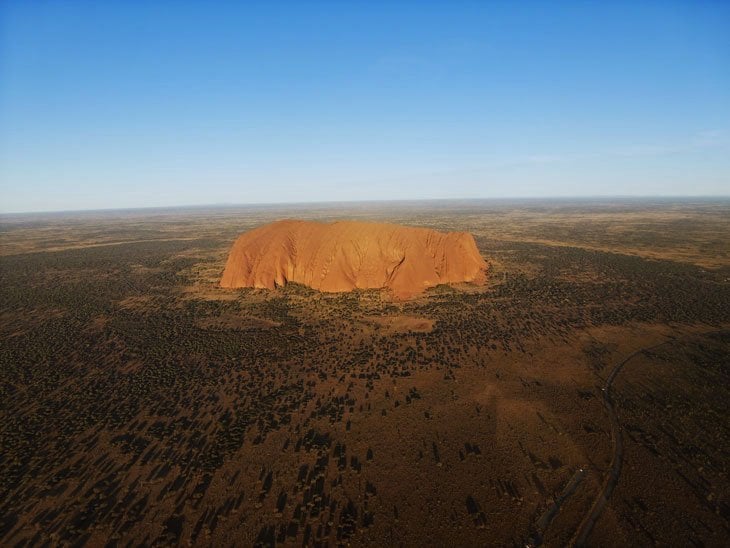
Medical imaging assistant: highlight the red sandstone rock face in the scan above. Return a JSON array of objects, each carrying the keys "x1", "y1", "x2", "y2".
[{"x1": 220, "y1": 220, "x2": 488, "y2": 299}]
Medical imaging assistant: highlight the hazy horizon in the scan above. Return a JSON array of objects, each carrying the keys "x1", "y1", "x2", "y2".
[
  {"x1": 1, "y1": 2, "x2": 729, "y2": 213},
  {"x1": 3, "y1": 194, "x2": 730, "y2": 217}
]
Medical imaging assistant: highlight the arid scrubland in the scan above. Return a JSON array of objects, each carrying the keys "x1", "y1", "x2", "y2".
[{"x1": 1, "y1": 199, "x2": 728, "y2": 546}]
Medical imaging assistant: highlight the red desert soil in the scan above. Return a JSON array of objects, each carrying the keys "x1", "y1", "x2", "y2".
[
  {"x1": 220, "y1": 219, "x2": 488, "y2": 299},
  {"x1": 365, "y1": 315, "x2": 435, "y2": 333}
]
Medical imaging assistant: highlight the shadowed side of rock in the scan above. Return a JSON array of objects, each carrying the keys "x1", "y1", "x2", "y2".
[{"x1": 220, "y1": 219, "x2": 488, "y2": 299}]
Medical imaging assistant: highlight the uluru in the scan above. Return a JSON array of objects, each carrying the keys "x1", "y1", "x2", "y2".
[{"x1": 220, "y1": 219, "x2": 488, "y2": 299}]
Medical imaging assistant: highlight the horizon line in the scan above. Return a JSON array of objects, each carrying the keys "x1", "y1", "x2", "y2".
[{"x1": 2, "y1": 194, "x2": 730, "y2": 217}]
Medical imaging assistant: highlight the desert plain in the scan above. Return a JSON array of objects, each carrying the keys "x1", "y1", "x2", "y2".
[{"x1": 0, "y1": 198, "x2": 728, "y2": 546}]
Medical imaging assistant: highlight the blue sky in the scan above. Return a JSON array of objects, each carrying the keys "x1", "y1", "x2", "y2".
[{"x1": 1, "y1": 1, "x2": 728, "y2": 213}]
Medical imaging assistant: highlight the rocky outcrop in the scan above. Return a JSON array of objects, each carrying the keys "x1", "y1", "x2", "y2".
[{"x1": 220, "y1": 219, "x2": 487, "y2": 299}]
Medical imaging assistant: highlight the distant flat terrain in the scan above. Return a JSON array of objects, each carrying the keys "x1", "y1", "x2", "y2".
[{"x1": 1, "y1": 199, "x2": 728, "y2": 546}]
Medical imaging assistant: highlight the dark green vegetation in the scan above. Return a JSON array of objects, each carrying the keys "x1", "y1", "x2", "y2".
[{"x1": 0, "y1": 200, "x2": 728, "y2": 546}]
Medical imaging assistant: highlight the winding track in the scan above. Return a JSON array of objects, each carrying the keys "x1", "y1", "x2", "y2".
[
  {"x1": 571, "y1": 339, "x2": 668, "y2": 546},
  {"x1": 571, "y1": 330, "x2": 724, "y2": 546},
  {"x1": 529, "y1": 337, "x2": 670, "y2": 547},
  {"x1": 530, "y1": 337, "x2": 671, "y2": 547}
]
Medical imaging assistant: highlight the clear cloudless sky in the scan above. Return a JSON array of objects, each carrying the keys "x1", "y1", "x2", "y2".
[{"x1": 1, "y1": 1, "x2": 729, "y2": 213}]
